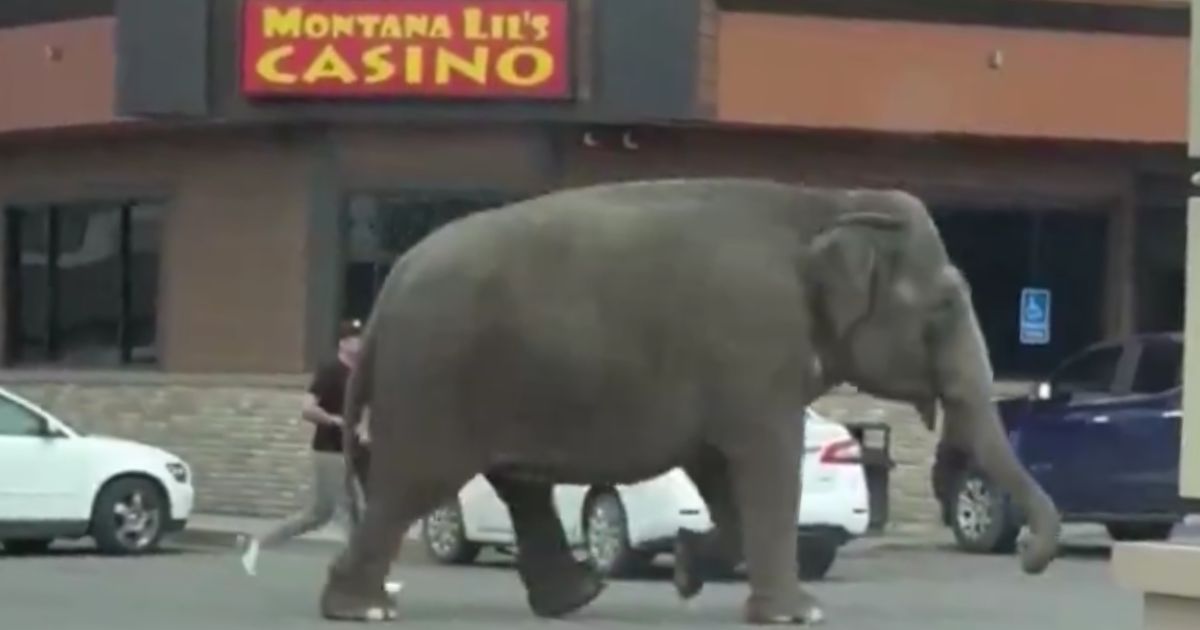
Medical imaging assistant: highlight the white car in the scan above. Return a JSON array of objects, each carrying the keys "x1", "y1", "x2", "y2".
[
  {"x1": 0, "y1": 387, "x2": 195, "y2": 555},
  {"x1": 420, "y1": 409, "x2": 870, "y2": 581}
]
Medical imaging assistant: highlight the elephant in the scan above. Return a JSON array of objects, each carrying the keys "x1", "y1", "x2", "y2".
[{"x1": 321, "y1": 178, "x2": 1062, "y2": 625}]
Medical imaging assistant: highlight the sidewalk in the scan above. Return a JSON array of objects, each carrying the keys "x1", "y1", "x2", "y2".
[{"x1": 170, "y1": 512, "x2": 951, "y2": 555}]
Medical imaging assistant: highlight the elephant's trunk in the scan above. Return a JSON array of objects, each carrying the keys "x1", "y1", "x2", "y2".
[{"x1": 935, "y1": 309, "x2": 1061, "y2": 575}]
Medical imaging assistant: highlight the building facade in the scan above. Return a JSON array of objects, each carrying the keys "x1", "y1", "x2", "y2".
[{"x1": 0, "y1": 0, "x2": 1192, "y2": 525}]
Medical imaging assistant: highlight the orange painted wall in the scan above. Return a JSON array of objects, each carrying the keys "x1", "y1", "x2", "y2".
[
  {"x1": 0, "y1": 18, "x2": 120, "y2": 135},
  {"x1": 715, "y1": 13, "x2": 1188, "y2": 143}
]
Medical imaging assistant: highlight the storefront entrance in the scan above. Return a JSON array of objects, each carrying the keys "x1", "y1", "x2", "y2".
[
  {"x1": 340, "y1": 190, "x2": 526, "y2": 320},
  {"x1": 931, "y1": 207, "x2": 1109, "y2": 379}
]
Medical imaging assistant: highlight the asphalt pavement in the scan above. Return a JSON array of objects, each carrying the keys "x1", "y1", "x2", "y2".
[{"x1": 0, "y1": 531, "x2": 1155, "y2": 630}]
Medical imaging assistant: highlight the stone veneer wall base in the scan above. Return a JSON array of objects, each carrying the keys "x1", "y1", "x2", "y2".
[{"x1": 1, "y1": 371, "x2": 1032, "y2": 526}]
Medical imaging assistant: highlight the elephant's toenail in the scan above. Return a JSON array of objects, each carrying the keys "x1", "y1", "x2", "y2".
[{"x1": 365, "y1": 607, "x2": 386, "y2": 621}]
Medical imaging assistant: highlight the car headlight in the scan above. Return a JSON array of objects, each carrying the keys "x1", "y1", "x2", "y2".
[{"x1": 166, "y1": 462, "x2": 189, "y2": 484}]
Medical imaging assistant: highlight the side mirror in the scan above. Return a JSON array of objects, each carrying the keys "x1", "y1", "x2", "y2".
[{"x1": 1032, "y1": 381, "x2": 1053, "y2": 401}]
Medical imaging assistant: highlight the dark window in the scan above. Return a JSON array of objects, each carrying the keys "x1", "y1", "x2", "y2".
[
  {"x1": 932, "y1": 208, "x2": 1108, "y2": 379},
  {"x1": 0, "y1": 396, "x2": 42, "y2": 437},
  {"x1": 1130, "y1": 339, "x2": 1183, "y2": 395},
  {"x1": 1049, "y1": 344, "x2": 1123, "y2": 396},
  {"x1": 3, "y1": 200, "x2": 162, "y2": 368},
  {"x1": 341, "y1": 191, "x2": 522, "y2": 319}
]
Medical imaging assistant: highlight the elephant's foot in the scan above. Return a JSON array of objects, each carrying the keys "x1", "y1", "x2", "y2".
[
  {"x1": 674, "y1": 528, "x2": 739, "y2": 600},
  {"x1": 526, "y1": 561, "x2": 606, "y2": 618},
  {"x1": 320, "y1": 565, "x2": 399, "y2": 622},
  {"x1": 673, "y1": 529, "x2": 708, "y2": 600},
  {"x1": 742, "y1": 591, "x2": 825, "y2": 626}
]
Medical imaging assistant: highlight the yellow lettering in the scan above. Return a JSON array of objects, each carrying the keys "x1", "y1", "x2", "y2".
[
  {"x1": 357, "y1": 14, "x2": 382, "y2": 38},
  {"x1": 255, "y1": 45, "x2": 297, "y2": 84},
  {"x1": 495, "y1": 46, "x2": 554, "y2": 87},
  {"x1": 381, "y1": 15, "x2": 402, "y2": 38},
  {"x1": 404, "y1": 46, "x2": 424, "y2": 84},
  {"x1": 462, "y1": 8, "x2": 485, "y2": 40},
  {"x1": 363, "y1": 45, "x2": 396, "y2": 84},
  {"x1": 303, "y1": 45, "x2": 356, "y2": 83},
  {"x1": 404, "y1": 15, "x2": 429, "y2": 38},
  {"x1": 262, "y1": 7, "x2": 302, "y2": 38},
  {"x1": 435, "y1": 47, "x2": 488, "y2": 85},
  {"x1": 429, "y1": 15, "x2": 452, "y2": 38},
  {"x1": 331, "y1": 14, "x2": 356, "y2": 37},
  {"x1": 529, "y1": 14, "x2": 550, "y2": 41},
  {"x1": 303, "y1": 13, "x2": 330, "y2": 38}
]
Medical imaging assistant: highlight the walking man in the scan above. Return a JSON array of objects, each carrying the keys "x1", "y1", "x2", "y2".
[{"x1": 240, "y1": 319, "x2": 398, "y2": 594}]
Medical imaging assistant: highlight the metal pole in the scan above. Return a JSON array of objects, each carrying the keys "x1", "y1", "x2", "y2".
[{"x1": 1179, "y1": 0, "x2": 1200, "y2": 503}]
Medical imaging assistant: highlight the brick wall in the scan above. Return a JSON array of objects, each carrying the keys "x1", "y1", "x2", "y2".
[{"x1": 0, "y1": 374, "x2": 1031, "y2": 526}]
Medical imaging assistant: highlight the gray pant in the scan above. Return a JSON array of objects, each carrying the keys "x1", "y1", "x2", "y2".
[{"x1": 259, "y1": 450, "x2": 356, "y2": 546}]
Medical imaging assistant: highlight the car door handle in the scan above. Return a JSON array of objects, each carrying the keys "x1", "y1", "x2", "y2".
[
  {"x1": 1163, "y1": 410, "x2": 1183, "y2": 419},
  {"x1": 1091, "y1": 415, "x2": 1110, "y2": 424}
]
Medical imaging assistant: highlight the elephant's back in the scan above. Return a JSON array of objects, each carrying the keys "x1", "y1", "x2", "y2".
[{"x1": 371, "y1": 177, "x2": 816, "y2": 363}]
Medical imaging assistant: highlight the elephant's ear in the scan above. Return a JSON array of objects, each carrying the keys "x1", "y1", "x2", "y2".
[{"x1": 808, "y1": 212, "x2": 905, "y2": 339}]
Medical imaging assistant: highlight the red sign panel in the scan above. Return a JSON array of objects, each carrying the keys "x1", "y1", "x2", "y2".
[{"x1": 240, "y1": 0, "x2": 572, "y2": 99}]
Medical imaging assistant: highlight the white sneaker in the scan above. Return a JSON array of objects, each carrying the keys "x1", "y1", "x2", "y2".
[
  {"x1": 385, "y1": 580, "x2": 403, "y2": 595},
  {"x1": 240, "y1": 537, "x2": 260, "y2": 576}
]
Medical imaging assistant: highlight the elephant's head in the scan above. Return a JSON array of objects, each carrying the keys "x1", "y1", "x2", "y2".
[{"x1": 805, "y1": 189, "x2": 1061, "y2": 575}]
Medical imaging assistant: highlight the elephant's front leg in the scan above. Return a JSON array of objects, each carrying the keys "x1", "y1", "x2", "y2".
[
  {"x1": 484, "y1": 474, "x2": 606, "y2": 618},
  {"x1": 676, "y1": 449, "x2": 745, "y2": 599},
  {"x1": 729, "y1": 429, "x2": 823, "y2": 625}
]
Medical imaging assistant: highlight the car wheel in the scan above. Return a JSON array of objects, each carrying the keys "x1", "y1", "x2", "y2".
[
  {"x1": 583, "y1": 491, "x2": 650, "y2": 578},
  {"x1": 796, "y1": 535, "x2": 838, "y2": 581},
  {"x1": 950, "y1": 470, "x2": 1020, "y2": 554},
  {"x1": 90, "y1": 476, "x2": 168, "y2": 555},
  {"x1": 421, "y1": 500, "x2": 481, "y2": 565},
  {"x1": 2, "y1": 539, "x2": 53, "y2": 555},
  {"x1": 1106, "y1": 522, "x2": 1175, "y2": 542}
]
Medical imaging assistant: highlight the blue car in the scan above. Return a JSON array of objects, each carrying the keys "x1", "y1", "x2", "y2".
[{"x1": 934, "y1": 332, "x2": 1188, "y2": 553}]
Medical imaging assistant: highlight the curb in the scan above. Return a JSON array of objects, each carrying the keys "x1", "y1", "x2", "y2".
[
  {"x1": 168, "y1": 527, "x2": 345, "y2": 552},
  {"x1": 841, "y1": 530, "x2": 951, "y2": 557},
  {"x1": 171, "y1": 522, "x2": 947, "y2": 558},
  {"x1": 169, "y1": 524, "x2": 420, "y2": 552}
]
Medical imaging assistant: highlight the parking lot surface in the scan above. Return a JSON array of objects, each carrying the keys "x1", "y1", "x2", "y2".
[{"x1": 0, "y1": 535, "x2": 1144, "y2": 630}]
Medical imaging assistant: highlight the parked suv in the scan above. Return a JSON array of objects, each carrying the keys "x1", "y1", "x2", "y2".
[{"x1": 933, "y1": 332, "x2": 1188, "y2": 554}]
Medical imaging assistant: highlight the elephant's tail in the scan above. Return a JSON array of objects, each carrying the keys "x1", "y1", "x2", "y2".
[{"x1": 342, "y1": 314, "x2": 376, "y2": 527}]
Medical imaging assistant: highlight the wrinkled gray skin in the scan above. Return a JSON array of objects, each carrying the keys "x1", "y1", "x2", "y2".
[{"x1": 324, "y1": 178, "x2": 1061, "y2": 625}]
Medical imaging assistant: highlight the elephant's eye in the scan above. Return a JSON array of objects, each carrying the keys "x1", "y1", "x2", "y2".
[{"x1": 929, "y1": 293, "x2": 958, "y2": 320}]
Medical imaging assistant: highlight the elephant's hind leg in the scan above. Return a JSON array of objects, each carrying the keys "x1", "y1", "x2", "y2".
[
  {"x1": 485, "y1": 473, "x2": 606, "y2": 618},
  {"x1": 321, "y1": 457, "x2": 473, "y2": 622}
]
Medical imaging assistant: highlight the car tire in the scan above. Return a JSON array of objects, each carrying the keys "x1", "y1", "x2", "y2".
[
  {"x1": 796, "y1": 535, "x2": 838, "y2": 581},
  {"x1": 2, "y1": 539, "x2": 53, "y2": 555},
  {"x1": 90, "y1": 476, "x2": 168, "y2": 555},
  {"x1": 583, "y1": 490, "x2": 651, "y2": 578},
  {"x1": 1106, "y1": 522, "x2": 1175, "y2": 542},
  {"x1": 421, "y1": 500, "x2": 481, "y2": 565},
  {"x1": 950, "y1": 470, "x2": 1021, "y2": 554}
]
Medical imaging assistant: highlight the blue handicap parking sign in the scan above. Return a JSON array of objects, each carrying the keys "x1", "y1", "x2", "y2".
[{"x1": 1019, "y1": 288, "x2": 1051, "y2": 345}]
